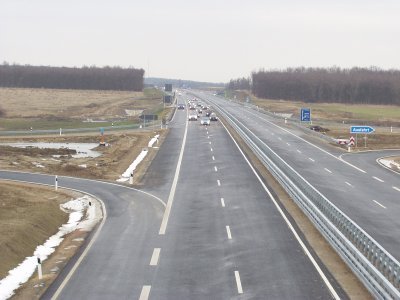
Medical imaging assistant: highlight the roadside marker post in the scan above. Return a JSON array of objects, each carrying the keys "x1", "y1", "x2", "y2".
[
  {"x1": 59, "y1": 128, "x2": 62, "y2": 136},
  {"x1": 55, "y1": 175, "x2": 58, "y2": 191},
  {"x1": 37, "y1": 257, "x2": 42, "y2": 280},
  {"x1": 129, "y1": 172, "x2": 133, "y2": 185}
]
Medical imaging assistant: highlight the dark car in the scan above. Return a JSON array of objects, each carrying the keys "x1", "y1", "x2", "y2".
[
  {"x1": 309, "y1": 125, "x2": 329, "y2": 132},
  {"x1": 178, "y1": 104, "x2": 185, "y2": 110},
  {"x1": 210, "y1": 113, "x2": 218, "y2": 121}
]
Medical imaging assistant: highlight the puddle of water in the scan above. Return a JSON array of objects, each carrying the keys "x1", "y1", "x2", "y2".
[{"x1": 1, "y1": 142, "x2": 101, "y2": 158}]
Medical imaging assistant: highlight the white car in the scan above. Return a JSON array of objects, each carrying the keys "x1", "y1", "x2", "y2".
[
  {"x1": 188, "y1": 113, "x2": 198, "y2": 121},
  {"x1": 200, "y1": 116, "x2": 210, "y2": 125}
]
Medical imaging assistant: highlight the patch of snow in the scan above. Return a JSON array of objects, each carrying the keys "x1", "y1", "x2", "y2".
[
  {"x1": 148, "y1": 134, "x2": 160, "y2": 148},
  {"x1": 0, "y1": 195, "x2": 98, "y2": 299},
  {"x1": 32, "y1": 162, "x2": 45, "y2": 168},
  {"x1": 380, "y1": 159, "x2": 400, "y2": 171},
  {"x1": 78, "y1": 164, "x2": 87, "y2": 168}
]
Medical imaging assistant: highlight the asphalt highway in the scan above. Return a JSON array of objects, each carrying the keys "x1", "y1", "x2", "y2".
[
  {"x1": 0, "y1": 93, "x2": 349, "y2": 299},
  {"x1": 194, "y1": 92, "x2": 400, "y2": 262}
]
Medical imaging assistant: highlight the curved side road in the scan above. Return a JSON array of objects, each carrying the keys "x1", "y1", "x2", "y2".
[{"x1": 0, "y1": 171, "x2": 165, "y2": 300}]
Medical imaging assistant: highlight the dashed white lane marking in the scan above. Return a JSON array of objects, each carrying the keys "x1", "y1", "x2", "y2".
[
  {"x1": 149, "y1": 248, "x2": 161, "y2": 266},
  {"x1": 297, "y1": 150, "x2": 302, "y2": 153},
  {"x1": 234, "y1": 271, "x2": 243, "y2": 294},
  {"x1": 226, "y1": 226, "x2": 232, "y2": 239},
  {"x1": 286, "y1": 142, "x2": 291, "y2": 146},
  {"x1": 221, "y1": 198, "x2": 225, "y2": 207},
  {"x1": 212, "y1": 156, "x2": 215, "y2": 161},
  {"x1": 324, "y1": 168, "x2": 332, "y2": 174},
  {"x1": 217, "y1": 180, "x2": 221, "y2": 186},
  {"x1": 278, "y1": 137, "x2": 282, "y2": 140},
  {"x1": 372, "y1": 176, "x2": 384, "y2": 183},
  {"x1": 209, "y1": 141, "x2": 212, "y2": 145},
  {"x1": 308, "y1": 158, "x2": 315, "y2": 162},
  {"x1": 211, "y1": 148, "x2": 213, "y2": 152},
  {"x1": 271, "y1": 132, "x2": 275, "y2": 135},
  {"x1": 393, "y1": 186, "x2": 400, "y2": 192},
  {"x1": 345, "y1": 182, "x2": 353, "y2": 187},
  {"x1": 208, "y1": 136, "x2": 210, "y2": 139},
  {"x1": 138, "y1": 285, "x2": 151, "y2": 300},
  {"x1": 373, "y1": 200, "x2": 387, "y2": 209},
  {"x1": 214, "y1": 166, "x2": 218, "y2": 172}
]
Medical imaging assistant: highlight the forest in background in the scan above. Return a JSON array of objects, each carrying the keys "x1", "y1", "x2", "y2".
[
  {"x1": 0, "y1": 64, "x2": 144, "y2": 91},
  {"x1": 229, "y1": 67, "x2": 400, "y2": 105}
]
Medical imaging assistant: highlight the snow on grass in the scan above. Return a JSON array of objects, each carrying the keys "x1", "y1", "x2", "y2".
[
  {"x1": 117, "y1": 134, "x2": 159, "y2": 182},
  {"x1": 0, "y1": 195, "x2": 97, "y2": 300},
  {"x1": 148, "y1": 134, "x2": 160, "y2": 148}
]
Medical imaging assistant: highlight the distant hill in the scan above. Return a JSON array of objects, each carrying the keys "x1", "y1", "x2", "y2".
[{"x1": 144, "y1": 77, "x2": 225, "y2": 89}]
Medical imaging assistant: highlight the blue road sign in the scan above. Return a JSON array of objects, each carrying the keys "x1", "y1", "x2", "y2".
[
  {"x1": 350, "y1": 126, "x2": 375, "y2": 134},
  {"x1": 301, "y1": 108, "x2": 311, "y2": 122}
]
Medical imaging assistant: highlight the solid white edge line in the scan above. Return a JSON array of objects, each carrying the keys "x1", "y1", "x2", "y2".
[
  {"x1": 218, "y1": 119, "x2": 341, "y2": 300},
  {"x1": 372, "y1": 176, "x2": 384, "y2": 183},
  {"x1": 159, "y1": 112, "x2": 189, "y2": 235},
  {"x1": 138, "y1": 285, "x2": 151, "y2": 300},
  {"x1": 221, "y1": 198, "x2": 225, "y2": 207},
  {"x1": 324, "y1": 168, "x2": 332, "y2": 174},
  {"x1": 373, "y1": 200, "x2": 387, "y2": 209},
  {"x1": 234, "y1": 270, "x2": 243, "y2": 294},
  {"x1": 149, "y1": 248, "x2": 161, "y2": 266},
  {"x1": 226, "y1": 225, "x2": 232, "y2": 239}
]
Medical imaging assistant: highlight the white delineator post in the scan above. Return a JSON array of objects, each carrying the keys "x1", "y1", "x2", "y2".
[
  {"x1": 55, "y1": 175, "x2": 58, "y2": 191},
  {"x1": 59, "y1": 128, "x2": 62, "y2": 136},
  {"x1": 129, "y1": 172, "x2": 133, "y2": 185},
  {"x1": 37, "y1": 257, "x2": 42, "y2": 279}
]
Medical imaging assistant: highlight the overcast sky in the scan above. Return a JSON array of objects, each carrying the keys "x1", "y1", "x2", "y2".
[{"x1": 1, "y1": 0, "x2": 400, "y2": 82}]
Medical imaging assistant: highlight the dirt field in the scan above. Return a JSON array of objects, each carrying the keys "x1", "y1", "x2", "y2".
[{"x1": 0, "y1": 87, "x2": 165, "y2": 130}]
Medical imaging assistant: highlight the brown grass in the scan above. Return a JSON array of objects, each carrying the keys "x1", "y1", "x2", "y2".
[{"x1": 0, "y1": 181, "x2": 80, "y2": 279}]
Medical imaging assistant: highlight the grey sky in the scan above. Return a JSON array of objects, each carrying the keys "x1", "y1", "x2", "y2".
[{"x1": 1, "y1": 0, "x2": 400, "y2": 82}]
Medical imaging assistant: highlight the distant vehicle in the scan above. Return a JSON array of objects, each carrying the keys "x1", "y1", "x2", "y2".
[
  {"x1": 200, "y1": 116, "x2": 210, "y2": 125},
  {"x1": 309, "y1": 125, "x2": 329, "y2": 132},
  {"x1": 188, "y1": 112, "x2": 198, "y2": 121},
  {"x1": 205, "y1": 111, "x2": 211, "y2": 117},
  {"x1": 189, "y1": 105, "x2": 196, "y2": 110},
  {"x1": 178, "y1": 104, "x2": 185, "y2": 110},
  {"x1": 210, "y1": 113, "x2": 218, "y2": 121}
]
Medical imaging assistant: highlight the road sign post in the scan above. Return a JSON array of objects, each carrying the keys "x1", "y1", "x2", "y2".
[
  {"x1": 350, "y1": 126, "x2": 374, "y2": 148},
  {"x1": 300, "y1": 108, "x2": 311, "y2": 122}
]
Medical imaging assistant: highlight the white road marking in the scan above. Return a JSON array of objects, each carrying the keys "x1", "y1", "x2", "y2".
[
  {"x1": 218, "y1": 119, "x2": 341, "y2": 300},
  {"x1": 234, "y1": 271, "x2": 243, "y2": 294},
  {"x1": 372, "y1": 176, "x2": 384, "y2": 183},
  {"x1": 393, "y1": 186, "x2": 400, "y2": 192},
  {"x1": 217, "y1": 180, "x2": 221, "y2": 186},
  {"x1": 211, "y1": 148, "x2": 213, "y2": 152},
  {"x1": 286, "y1": 142, "x2": 291, "y2": 146},
  {"x1": 297, "y1": 150, "x2": 302, "y2": 153},
  {"x1": 308, "y1": 158, "x2": 315, "y2": 162},
  {"x1": 324, "y1": 168, "x2": 332, "y2": 174},
  {"x1": 209, "y1": 141, "x2": 212, "y2": 145},
  {"x1": 139, "y1": 285, "x2": 151, "y2": 300},
  {"x1": 208, "y1": 136, "x2": 210, "y2": 139},
  {"x1": 221, "y1": 198, "x2": 225, "y2": 207},
  {"x1": 345, "y1": 182, "x2": 353, "y2": 187},
  {"x1": 278, "y1": 137, "x2": 282, "y2": 140},
  {"x1": 271, "y1": 132, "x2": 275, "y2": 135},
  {"x1": 214, "y1": 166, "x2": 218, "y2": 172},
  {"x1": 149, "y1": 248, "x2": 161, "y2": 266},
  {"x1": 159, "y1": 117, "x2": 188, "y2": 235},
  {"x1": 212, "y1": 156, "x2": 215, "y2": 161},
  {"x1": 373, "y1": 200, "x2": 387, "y2": 209},
  {"x1": 226, "y1": 225, "x2": 232, "y2": 239}
]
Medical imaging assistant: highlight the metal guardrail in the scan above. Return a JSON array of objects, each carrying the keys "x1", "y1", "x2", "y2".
[{"x1": 197, "y1": 93, "x2": 400, "y2": 299}]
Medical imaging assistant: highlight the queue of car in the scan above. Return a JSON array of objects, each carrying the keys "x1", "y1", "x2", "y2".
[{"x1": 178, "y1": 98, "x2": 218, "y2": 125}]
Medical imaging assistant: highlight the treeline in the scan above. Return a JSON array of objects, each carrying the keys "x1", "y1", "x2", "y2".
[
  {"x1": 0, "y1": 63, "x2": 144, "y2": 91},
  {"x1": 227, "y1": 77, "x2": 251, "y2": 90},
  {"x1": 250, "y1": 67, "x2": 400, "y2": 105}
]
